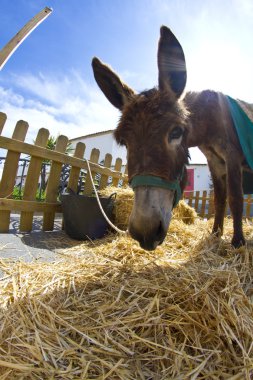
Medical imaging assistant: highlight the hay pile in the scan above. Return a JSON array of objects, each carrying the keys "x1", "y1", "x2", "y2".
[
  {"x1": 100, "y1": 186, "x2": 134, "y2": 230},
  {"x1": 173, "y1": 198, "x2": 197, "y2": 224},
  {"x1": 0, "y1": 218, "x2": 253, "y2": 379},
  {"x1": 100, "y1": 186, "x2": 197, "y2": 229}
]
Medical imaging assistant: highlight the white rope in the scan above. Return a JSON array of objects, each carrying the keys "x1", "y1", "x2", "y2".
[{"x1": 85, "y1": 159, "x2": 127, "y2": 235}]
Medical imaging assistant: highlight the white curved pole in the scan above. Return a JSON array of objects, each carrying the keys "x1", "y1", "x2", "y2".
[{"x1": 0, "y1": 6, "x2": 53, "y2": 70}]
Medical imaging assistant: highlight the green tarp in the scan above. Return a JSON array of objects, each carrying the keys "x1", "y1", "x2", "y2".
[
  {"x1": 226, "y1": 95, "x2": 253, "y2": 169},
  {"x1": 226, "y1": 95, "x2": 253, "y2": 194}
]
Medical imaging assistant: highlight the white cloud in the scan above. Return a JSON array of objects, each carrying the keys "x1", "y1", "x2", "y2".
[
  {"x1": 235, "y1": 0, "x2": 253, "y2": 15},
  {"x1": 0, "y1": 70, "x2": 120, "y2": 143}
]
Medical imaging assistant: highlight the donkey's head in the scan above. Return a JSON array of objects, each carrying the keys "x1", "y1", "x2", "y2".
[{"x1": 92, "y1": 26, "x2": 189, "y2": 250}]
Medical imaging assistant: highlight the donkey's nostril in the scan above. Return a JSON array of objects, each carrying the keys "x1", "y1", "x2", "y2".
[
  {"x1": 156, "y1": 220, "x2": 166, "y2": 241},
  {"x1": 157, "y1": 221, "x2": 163, "y2": 235}
]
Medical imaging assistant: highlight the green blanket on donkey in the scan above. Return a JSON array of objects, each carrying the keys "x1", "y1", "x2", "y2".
[
  {"x1": 226, "y1": 96, "x2": 253, "y2": 194},
  {"x1": 226, "y1": 95, "x2": 253, "y2": 169}
]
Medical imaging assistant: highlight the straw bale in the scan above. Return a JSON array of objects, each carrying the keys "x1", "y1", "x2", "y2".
[
  {"x1": 100, "y1": 186, "x2": 197, "y2": 229},
  {"x1": 0, "y1": 217, "x2": 252, "y2": 379},
  {"x1": 100, "y1": 186, "x2": 134, "y2": 229}
]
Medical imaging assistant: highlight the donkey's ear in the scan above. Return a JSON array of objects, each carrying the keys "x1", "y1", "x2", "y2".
[
  {"x1": 92, "y1": 57, "x2": 135, "y2": 110},
  {"x1": 158, "y1": 26, "x2": 187, "y2": 98}
]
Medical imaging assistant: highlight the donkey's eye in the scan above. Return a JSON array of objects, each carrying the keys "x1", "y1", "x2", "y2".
[{"x1": 169, "y1": 127, "x2": 183, "y2": 141}]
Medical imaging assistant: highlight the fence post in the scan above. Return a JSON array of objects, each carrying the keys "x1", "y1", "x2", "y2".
[
  {"x1": 112, "y1": 158, "x2": 122, "y2": 187},
  {"x1": 67, "y1": 142, "x2": 86, "y2": 193},
  {"x1": 199, "y1": 191, "x2": 207, "y2": 218},
  {"x1": 43, "y1": 135, "x2": 68, "y2": 231},
  {"x1": 207, "y1": 190, "x2": 214, "y2": 219},
  {"x1": 245, "y1": 194, "x2": 252, "y2": 219},
  {"x1": 195, "y1": 191, "x2": 200, "y2": 213},
  {"x1": 20, "y1": 128, "x2": 50, "y2": 231},
  {"x1": 187, "y1": 191, "x2": 194, "y2": 208},
  {"x1": 100, "y1": 153, "x2": 112, "y2": 190},
  {"x1": 83, "y1": 148, "x2": 100, "y2": 195},
  {"x1": 0, "y1": 112, "x2": 7, "y2": 135},
  {"x1": 122, "y1": 165, "x2": 128, "y2": 187},
  {"x1": 0, "y1": 120, "x2": 28, "y2": 232}
]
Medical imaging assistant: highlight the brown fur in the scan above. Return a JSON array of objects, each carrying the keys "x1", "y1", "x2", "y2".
[
  {"x1": 114, "y1": 89, "x2": 189, "y2": 183},
  {"x1": 184, "y1": 90, "x2": 249, "y2": 246},
  {"x1": 92, "y1": 26, "x2": 253, "y2": 249}
]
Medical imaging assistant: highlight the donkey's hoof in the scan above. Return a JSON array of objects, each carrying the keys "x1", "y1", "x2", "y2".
[
  {"x1": 231, "y1": 236, "x2": 245, "y2": 248},
  {"x1": 211, "y1": 229, "x2": 222, "y2": 238}
]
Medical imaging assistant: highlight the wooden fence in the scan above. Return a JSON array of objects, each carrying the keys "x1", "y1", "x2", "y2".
[
  {"x1": 0, "y1": 112, "x2": 252, "y2": 233},
  {"x1": 0, "y1": 112, "x2": 127, "y2": 233},
  {"x1": 184, "y1": 190, "x2": 253, "y2": 220}
]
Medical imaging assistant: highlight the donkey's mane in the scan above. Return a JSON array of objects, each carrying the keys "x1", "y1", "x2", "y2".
[{"x1": 139, "y1": 88, "x2": 158, "y2": 97}]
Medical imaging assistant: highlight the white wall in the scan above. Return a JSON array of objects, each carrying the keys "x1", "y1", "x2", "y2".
[
  {"x1": 71, "y1": 133, "x2": 114, "y2": 162},
  {"x1": 71, "y1": 132, "x2": 127, "y2": 164},
  {"x1": 191, "y1": 164, "x2": 212, "y2": 191}
]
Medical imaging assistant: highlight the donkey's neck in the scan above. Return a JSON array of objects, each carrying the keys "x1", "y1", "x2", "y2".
[
  {"x1": 183, "y1": 91, "x2": 206, "y2": 148},
  {"x1": 186, "y1": 122, "x2": 201, "y2": 148},
  {"x1": 184, "y1": 90, "x2": 232, "y2": 149}
]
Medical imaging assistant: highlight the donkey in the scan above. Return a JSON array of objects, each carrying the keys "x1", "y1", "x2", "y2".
[{"x1": 92, "y1": 26, "x2": 253, "y2": 251}]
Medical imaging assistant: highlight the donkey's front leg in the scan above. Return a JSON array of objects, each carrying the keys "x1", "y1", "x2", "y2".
[
  {"x1": 208, "y1": 159, "x2": 227, "y2": 236},
  {"x1": 226, "y1": 161, "x2": 245, "y2": 247}
]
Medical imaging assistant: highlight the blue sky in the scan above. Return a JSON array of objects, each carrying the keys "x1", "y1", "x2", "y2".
[{"x1": 1, "y1": 0, "x2": 253, "y2": 163}]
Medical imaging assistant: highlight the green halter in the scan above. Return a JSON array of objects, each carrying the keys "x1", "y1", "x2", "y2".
[{"x1": 130, "y1": 175, "x2": 182, "y2": 208}]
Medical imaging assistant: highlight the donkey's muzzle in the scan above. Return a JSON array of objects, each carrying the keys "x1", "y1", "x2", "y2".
[
  {"x1": 128, "y1": 186, "x2": 174, "y2": 251},
  {"x1": 129, "y1": 219, "x2": 167, "y2": 251}
]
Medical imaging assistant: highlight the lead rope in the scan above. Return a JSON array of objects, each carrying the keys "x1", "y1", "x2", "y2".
[{"x1": 85, "y1": 159, "x2": 127, "y2": 235}]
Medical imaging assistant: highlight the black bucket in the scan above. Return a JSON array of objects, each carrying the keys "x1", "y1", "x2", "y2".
[{"x1": 61, "y1": 192, "x2": 115, "y2": 240}]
